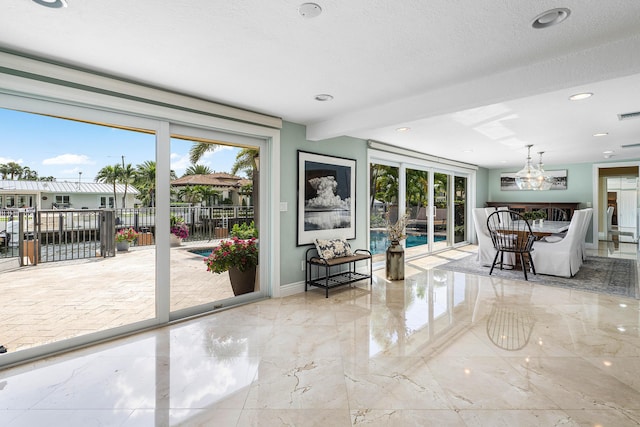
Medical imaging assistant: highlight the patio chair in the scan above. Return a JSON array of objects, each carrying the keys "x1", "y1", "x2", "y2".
[{"x1": 486, "y1": 210, "x2": 536, "y2": 280}]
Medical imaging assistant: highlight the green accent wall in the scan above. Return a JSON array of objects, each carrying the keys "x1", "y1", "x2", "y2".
[
  {"x1": 486, "y1": 163, "x2": 593, "y2": 205},
  {"x1": 475, "y1": 167, "x2": 489, "y2": 207},
  {"x1": 279, "y1": 122, "x2": 369, "y2": 286}
]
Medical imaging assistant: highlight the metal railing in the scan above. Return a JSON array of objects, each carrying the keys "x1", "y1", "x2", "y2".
[{"x1": 0, "y1": 206, "x2": 254, "y2": 264}]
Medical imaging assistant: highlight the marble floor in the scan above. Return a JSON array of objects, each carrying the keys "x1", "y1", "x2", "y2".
[{"x1": 1, "y1": 242, "x2": 639, "y2": 426}]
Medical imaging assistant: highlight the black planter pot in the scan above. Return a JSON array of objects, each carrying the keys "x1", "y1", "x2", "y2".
[{"x1": 228, "y1": 266, "x2": 256, "y2": 295}]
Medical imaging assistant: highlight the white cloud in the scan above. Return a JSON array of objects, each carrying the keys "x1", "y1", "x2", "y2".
[
  {"x1": 0, "y1": 157, "x2": 23, "y2": 164},
  {"x1": 170, "y1": 152, "x2": 192, "y2": 173},
  {"x1": 42, "y1": 154, "x2": 94, "y2": 165}
]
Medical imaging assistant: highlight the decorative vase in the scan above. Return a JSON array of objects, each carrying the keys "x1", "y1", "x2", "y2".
[
  {"x1": 228, "y1": 265, "x2": 256, "y2": 296},
  {"x1": 116, "y1": 241, "x2": 130, "y2": 252},
  {"x1": 386, "y1": 239, "x2": 404, "y2": 280},
  {"x1": 170, "y1": 234, "x2": 182, "y2": 247}
]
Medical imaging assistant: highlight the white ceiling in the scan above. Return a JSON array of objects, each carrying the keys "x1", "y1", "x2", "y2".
[{"x1": 2, "y1": 0, "x2": 640, "y2": 169}]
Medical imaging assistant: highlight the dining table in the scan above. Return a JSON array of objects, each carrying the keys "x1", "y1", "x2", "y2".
[{"x1": 516, "y1": 220, "x2": 571, "y2": 238}]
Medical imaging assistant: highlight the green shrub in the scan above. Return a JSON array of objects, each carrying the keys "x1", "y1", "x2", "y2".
[{"x1": 230, "y1": 221, "x2": 257, "y2": 239}]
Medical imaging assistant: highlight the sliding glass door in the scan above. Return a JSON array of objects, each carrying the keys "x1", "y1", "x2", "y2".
[
  {"x1": 168, "y1": 125, "x2": 267, "y2": 319},
  {"x1": 370, "y1": 163, "x2": 399, "y2": 263},
  {"x1": 454, "y1": 176, "x2": 468, "y2": 244},
  {"x1": 369, "y1": 152, "x2": 473, "y2": 261}
]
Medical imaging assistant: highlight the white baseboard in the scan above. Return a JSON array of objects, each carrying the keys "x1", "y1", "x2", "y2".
[{"x1": 278, "y1": 281, "x2": 306, "y2": 297}]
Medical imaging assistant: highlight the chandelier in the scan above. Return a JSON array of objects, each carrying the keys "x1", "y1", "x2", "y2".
[
  {"x1": 534, "y1": 151, "x2": 553, "y2": 191},
  {"x1": 514, "y1": 145, "x2": 543, "y2": 190}
]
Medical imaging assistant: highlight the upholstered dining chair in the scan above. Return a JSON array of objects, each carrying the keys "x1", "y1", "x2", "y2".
[
  {"x1": 486, "y1": 210, "x2": 536, "y2": 280},
  {"x1": 531, "y1": 209, "x2": 585, "y2": 278},
  {"x1": 472, "y1": 208, "x2": 499, "y2": 266},
  {"x1": 578, "y1": 208, "x2": 593, "y2": 261}
]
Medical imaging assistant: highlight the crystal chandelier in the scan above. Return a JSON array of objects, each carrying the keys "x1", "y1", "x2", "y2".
[
  {"x1": 534, "y1": 151, "x2": 553, "y2": 191},
  {"x1": 514, "y1": 145, "x2": 543, "y2": 190}
]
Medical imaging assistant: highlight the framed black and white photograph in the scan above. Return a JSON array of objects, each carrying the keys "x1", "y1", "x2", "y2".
[
  {"x1": 500, "y1": 170, "x2": 568, "y2": 191},
  {"x1": 297, "y1": 150, "x2": 356, "y2": 245}
]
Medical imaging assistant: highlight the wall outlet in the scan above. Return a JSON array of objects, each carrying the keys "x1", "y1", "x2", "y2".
[{"x1": 301, "y1": 260, "x2": 305, "y2": 271}]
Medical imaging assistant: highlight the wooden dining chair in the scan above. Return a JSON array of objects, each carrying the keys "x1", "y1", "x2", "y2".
[
  {"x1": 486, "y1": 210, "x2": 537, "y2": 280},
  {"x1": 548, "y1": 207, "x2": 568, "y2": 221}
]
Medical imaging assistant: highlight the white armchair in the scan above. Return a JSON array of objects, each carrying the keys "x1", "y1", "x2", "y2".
[
  {"x1": 578, "y1": 208, "x2": 593, "y2": 261},
  {"x1": 472, "y1": 208, "x2": 499, "y2": 267},
  {"x1": 531, "y1": 210, "x2": 585, "y2": 278}
]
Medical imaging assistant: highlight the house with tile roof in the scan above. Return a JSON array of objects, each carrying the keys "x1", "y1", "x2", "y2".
[{"x1": 170, "y1": 172, "x2": 252, "y2": 206}]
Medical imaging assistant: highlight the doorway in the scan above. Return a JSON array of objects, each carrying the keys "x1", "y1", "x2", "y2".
[{"x1": 593, "y1": 164, "x2": 639, "y2": 252}]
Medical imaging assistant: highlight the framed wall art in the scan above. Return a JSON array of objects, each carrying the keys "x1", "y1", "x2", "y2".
[
  {"x1": 297, "y1": 150, "x2": 356, "y2": 245},
  {"x1": 500, "y1": 170, "x2": 568, "y2": 191}
]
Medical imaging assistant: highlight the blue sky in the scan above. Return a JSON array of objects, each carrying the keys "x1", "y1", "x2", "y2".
[{"x1": 0, "y1": 108, "x2": 242, "y2": 181}]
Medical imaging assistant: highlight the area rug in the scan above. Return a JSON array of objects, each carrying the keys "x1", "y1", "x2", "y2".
[{"x1": 437, "y1": 255, "x2": 638, "y2": 299}]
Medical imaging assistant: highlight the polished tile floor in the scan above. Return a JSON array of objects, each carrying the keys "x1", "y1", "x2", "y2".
[{"x1": 1, "y1": 243, "x2": 639, "y2": 426}]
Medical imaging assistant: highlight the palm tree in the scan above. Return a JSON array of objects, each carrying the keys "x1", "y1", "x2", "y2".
[
  {"x1": 0, "y1": 164, "x2": 10, "y2": 179},
  {"x1": 6, "y1": 162, "x2": 23, "y2": 180},
  {"x1": 231, "y1": 148, "x2": 259, "y2": 178},
  {"x1": 184, "y1": 164, "x2": 213, "y2": 176},
  {"x1": 119, "y1": 163, "x2": 136, "y2": 208},
  {"x1": 189, "y1": 142, "x2": 220, "y2": 165},
  {"x1": 231, "y1": 148, "x2": 260, "y2": 226},
  {"x1": 96, "y1": 164, "x2": 122, "y2": 210},
  {"x1": 134, "y1": 161, "x2": 156, "y2": 207},
  {"x1": 20, "y1": 166, "x2": 38, "y2": 180}
]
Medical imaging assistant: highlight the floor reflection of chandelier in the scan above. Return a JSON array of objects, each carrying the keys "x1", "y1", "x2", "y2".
[{"x1": 514, "y1": 144, "x2": 550, "y2": 191}]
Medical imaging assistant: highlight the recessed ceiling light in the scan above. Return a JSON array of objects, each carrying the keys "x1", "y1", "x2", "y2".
[
  {"x1": 593, "y1": 132, "x2": 609, "y2": 137},
  {"x1": 298, "y1": 3, "x2": 322, "y2": 18},
  {"x1": 314, "y1": 94, "x2": 333, "y2": 101},
  {"x1": 568, "y1": 92, "x2": 593, "y2": 101},
  {"x1": 32, "y1": 0, "x2": 67, "y2": 8},
  {"x1": 396, "y1": 127, "x2": 410, "y2": 132},
  {"x1": 603, "y1": 150, "x2": 614, "y2": 154},
  {"x1": 532, "y1": 8, "x2": 571, "y2": 29}
]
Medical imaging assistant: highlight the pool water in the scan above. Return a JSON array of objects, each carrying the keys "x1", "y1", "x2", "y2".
[
  {"x1": 369, "y1": 231, "x2": 445, "y2": 255},
  {"x1": 189, "y1": 248, "x2": 214, "y2": 257}
]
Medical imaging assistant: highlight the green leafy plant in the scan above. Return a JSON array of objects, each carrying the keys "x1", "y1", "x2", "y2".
[
  {"x1": 230, "y1": 221, "x2": 257, "y2": 239},
  {"x1": 204, "y1": 237, "x2": 258, "y2": 273},
  {"x1": 523, "y1": 210, "x2": 547, "y2": 221},
  {"x1": 115, "y1": 227, "x2": 138, "y2": 243}
]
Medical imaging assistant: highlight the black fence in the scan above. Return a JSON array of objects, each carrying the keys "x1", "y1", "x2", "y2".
[{"x1": 0, "y1": 206, "x2": 254, "y2": 264}]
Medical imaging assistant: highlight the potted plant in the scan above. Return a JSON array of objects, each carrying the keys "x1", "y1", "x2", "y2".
[
  {"x1": 523, "y1": 210, "x2": 547, "y2": 225},
  {"x1": 115, "y1": 227, "x2": 138, "y2": 252},
  {"x1": 204, "y1": 237, "x2": 258, "y2": 295},
  {"x1": 170, "y1": 214, "x2": 189, "y2": 246}
]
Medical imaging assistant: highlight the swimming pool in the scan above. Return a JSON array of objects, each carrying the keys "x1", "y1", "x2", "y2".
[
  {"x1": 369, "y1": 231, "x2": 445, "y2": 255},
  {"x1": 189, "y1": 248, "x2": 214, "y2": 257}
]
